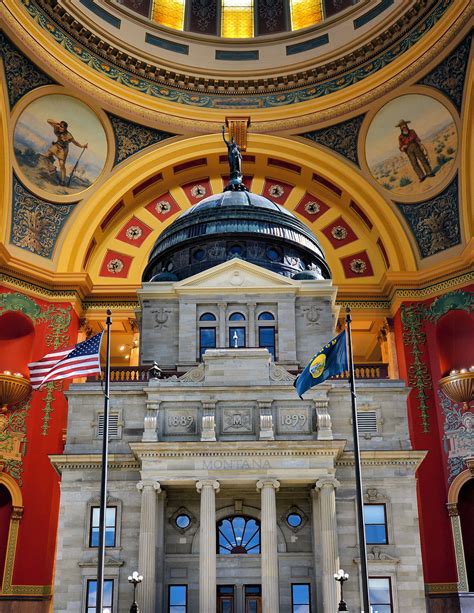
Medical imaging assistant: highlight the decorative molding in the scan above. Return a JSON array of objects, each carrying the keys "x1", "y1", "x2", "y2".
[
  {"x1": 179, "y1": 364, "x2": 205, "y2": 382},
  {"x1": 418, "y1": 31, "x2": 472, "y2": 112},
  {"x1": 108, "y1": 113, "x2": 176, "y2": 165},
  {"x1": 400, "y1": 303, "x2": 432, "y2": 432},
  {"x1": 426, "y1": 290, "x2": 474, "y2": 321},
  {"x1": 0, "y1": 31, "x2": 55, "y2": 109},
  {"x1": 269, "y1": 364, "x2": 295, "y2": 382},
  {"x1": 396, "y1": 177, "x2": 460, "y2": 259},
  {"x1": 19, "y1": 0, "x2": 455, "y2": 109},
  {"x1": 300, "y1": 115, "x2": 365, "y2": 166},
  {"x1": 225, "y1": 116, "x2": 250, "y2": 151},
  {"x1": 425, "y1": 582, "x2": 459, "y2": 594},
  {"x1": 10, "y1": 176, "x2": 76, "y2": 259},
  {"x1": 439, "y1": 391, "x2": 472, "y2": 483}
]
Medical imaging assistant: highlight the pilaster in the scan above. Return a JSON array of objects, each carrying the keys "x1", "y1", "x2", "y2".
[
  {"x1": 315, "y1": 477, "x2": 340, "y2": 612},
  {"x1": 257, "y1": 479, "x2": 280, "y2": 613},
  {"x1": 196, "y1": 479, "x2": 220, "y2": 613},
  {"x1": 137, "y1": 480, "x2": 162, "y2": 612}
]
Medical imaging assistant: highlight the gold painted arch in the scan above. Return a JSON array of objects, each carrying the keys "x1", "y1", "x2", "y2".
[{"x1": 54, "y1": 134, "x2": 416, "y2": 289}]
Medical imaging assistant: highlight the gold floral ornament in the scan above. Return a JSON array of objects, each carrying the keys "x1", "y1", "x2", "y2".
[
  {"x1": 126, "y1": 226, "x2": 143, "y2": 241},
  {"x1": 331, "y1": 226, "x2": 348, "y2": 240},
  {"x1": 305, "y1": 201, "x2": 320, "y2": 214},
  {"x1": 350, "y1": 258, "x2": 367, "y2": 274},
  {"x1": 269, "y1": 184, "x2": 284, "y2": 198},
  {"x1": 155, "y1": 200, "x2": 171, "y2": 214},
  {"x1": 107, "y1": 258, "x2": 124, "y2": 274},
  {"x1": 191, "y1": 185, "x2": 207, "y2": 199}
]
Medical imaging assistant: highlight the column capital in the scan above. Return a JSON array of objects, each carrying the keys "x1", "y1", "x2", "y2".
[
  {"x1": 315, "y1": 477, "x2": 340, "y2": 491},
  {"x1": 217, "y1": 303, "x2": 227, "y2": 310},
  {"x1": 196, "y1": 479, "x2": 220, "y2": 493},
  {"x1": 446, "y1": 502, "x2": 459, "y2": 517},
  {"x1": 137, "y1": 480, "x2": 161, "y2": 493},
  {"x1": 256, "y1": 479, "x2": 280, "y2": 492}
]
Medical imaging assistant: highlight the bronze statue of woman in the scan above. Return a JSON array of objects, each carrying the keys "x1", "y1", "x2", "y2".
[{"x1": 222, "y1": 126, "x2": 242, "y2": 178}]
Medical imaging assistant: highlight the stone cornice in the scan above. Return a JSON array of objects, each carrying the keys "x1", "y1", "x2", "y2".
[
  {"x1": 337, "y1": 450, "x2": 427, "y2": 469},
  {"x1": 130, "y1": 440, "x2": 346, "y2": 460},
  {"x1": 49, "y1": 453, "x2": 140, "y2": 474}
]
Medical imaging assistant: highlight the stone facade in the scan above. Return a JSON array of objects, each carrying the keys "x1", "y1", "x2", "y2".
[{"x1": 52, "y1": 260, "x2": 426, "y2": 612}]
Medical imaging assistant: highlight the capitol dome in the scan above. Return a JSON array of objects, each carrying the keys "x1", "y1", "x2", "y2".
[{"x1": 142, "y1": 186, "x2": 331, "y2": 282}]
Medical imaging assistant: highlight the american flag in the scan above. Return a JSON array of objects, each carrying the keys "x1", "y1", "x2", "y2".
[{"x1": 28, "y1": 332, "x2": 104, "y2": 390}]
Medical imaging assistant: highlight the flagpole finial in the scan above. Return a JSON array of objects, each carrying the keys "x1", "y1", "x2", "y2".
[
  {"x1": 345, "y1": 306, "x2": 352, "y2": 324},
  {"x1": 106, "y1": 309, "x2": 112, "y2": 316}
]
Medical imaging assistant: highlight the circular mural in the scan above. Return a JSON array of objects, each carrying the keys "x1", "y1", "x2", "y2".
[
  {"x1": 365, "y1": 93, "x2": 458, "y2": 199},
  {"x1": 13, "y1": 94, "x2": 108, "y2": 199}
]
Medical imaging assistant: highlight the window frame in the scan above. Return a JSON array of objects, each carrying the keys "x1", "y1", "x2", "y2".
[
  {"x1": 258, "y1": 325, "x2": 276, "y2": 359},
  {"x1": 84, "y1": 496, "x2": 122, "y2": 550},
  {"x1": 217, "y1": 515, "x2": 261, "y2": 555},
  {"x1": 199, "y1": 326, "x2": 217, "y2": 359},
  {"x1": 168, "y1": 584, "x2": 188, "y2": 613},
  {"x1": 89, "y1": 505, "x2": 117, "y2": 548},
  {"x1": 368, "y1": 576, "x2": 394, "y2": 613},
  {"x1": 363, "y1": 503, "x2": 388, "y2": 545},
  {"x1": 85, "y1": 578, "x2": 114, "y2": 613},
  {"x1": 291, "y1": 583, "x2": 311, "y2": 612}
]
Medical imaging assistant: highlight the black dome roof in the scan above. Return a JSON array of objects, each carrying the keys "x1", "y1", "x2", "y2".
[{"x1": 143, "y1": 189, "x2": 331, "y2": 282}]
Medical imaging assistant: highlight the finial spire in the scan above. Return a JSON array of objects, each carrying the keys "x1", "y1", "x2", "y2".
[{"x1": 222, "y1": 126, "x2": 247, "y2": 192}]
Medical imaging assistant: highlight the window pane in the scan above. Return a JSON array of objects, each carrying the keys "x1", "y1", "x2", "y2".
[
  {"x1": 369, "y1": 578, "x2": 391, "y2": 604},
  {"x1": 105, "y1": 528, "x2": 115, "y2": 547},
  {"x1": 258, "y1": 311, "x2": 274, "y2": 320},
  {"x1": 229, "y1": 327, "x2": 245, "y2": 348},
  {"x1": 170, "y1": 585, "x2": 187, "y2": 605},
  {"x1": 87, "y1": 580, "x2": 113, "y2": 611},
  {"x1": 290, "y1": 0, "x2": 323, "y2": 31},
  {"x1": 370, "y1": 606, "x2": 391, "y2": 613},
  {"x1": 292, "y1": 583, "x2": 310, "y2": 604},
  {"x1": 222, "y1": 0, "x2": 254, "y2": 38},
  {"x1": 200, "y1": 312, "x2": 216, "y2": 321},
  {"x1": 92, "y1": 507, "x2": 100, "y2": 528},
  {"x1": 103, "y1": 580, "x2": 113, "y2": 607},
  {"x1": 87, "y1": 581, "x2": 97, "y2": 607},
  {"x1": 90, "y1": 529, "x2": 99, "y2": 547},
  {"x1": 293, "y1": 606, "x2": 310, "y2": 613},
  {"x1": 366, "y1": 524, "x2": 387, "y2": 544},
  {"x1": 105, "y1": 507, "x2": 116, "y2": 527},
  {"x1": 363, "y1": 505, "x2": 385, "y2": 524},
  {"x1": 245, "y1": 586, "x2": 261, "y2": 595},
  {"x1": 200, "y1": 328, "x2": 216, "y2": 357},
  {"x1": 152, "y1": 0, "x2": 185, "y2": 29},
  {"x1": 170, "y1": 607, "x2": 186, "y2": 613}
]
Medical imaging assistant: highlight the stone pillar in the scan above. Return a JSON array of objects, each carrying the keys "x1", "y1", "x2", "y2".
[
  {"x1": 156, "y1": 489, "x2": 167, "y2": 612},
  {"x1": 315, "y1": 478, "x2": 340, "y2": 612},
  {"x1": 196, "y1": 480, "x2": 220, "y2": 612},
  {"x1": 201, "y1": 401, "x2": 217, "y2": 441},
  {"x1": 447, "y1": 502, "x2": 469, "y2": 591},
  {"x1": 143, "y1": 402, "x2": 159, "y2": 442},
  {"x1": 129, "y1": 318, "x2": 140, "y2": 366},
  {"x1": 256, "y1": 479, "x2": 280, "y2": 613},
  {"x1": 378, "y1": 319, "x2": 399, "y2": 379},
  {"x1": 218, "y1": 303, "x2": 226, "y2": 348},
  {"x1": 258, "y1": 401, "x2": 274, "y2": 440},
  {"x1": 248, "y1": 301, "x2": 256, "y2": 347},
  {"x1": 137, "y1": 480, "x2": 162, "y2": 612}
]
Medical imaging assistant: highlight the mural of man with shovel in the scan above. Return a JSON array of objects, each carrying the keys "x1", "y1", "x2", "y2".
[{"x1": 46, "y1": 119, "x2": 88, "y2": 186}]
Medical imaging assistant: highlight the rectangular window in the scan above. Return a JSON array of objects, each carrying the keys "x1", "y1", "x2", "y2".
[
  {"x1": 221, "y1": 0, "x2": 254, "y2": 38},
  {"x1": 292, "y1": 583, "x2": 311, "y2": 612},
  {"x1": 229, "y1": 326, "x2": 246, "y2": 348},
  {"x1": 364, "y1": 504, "x2": 388, "y2": 544},
  {"x1": 199, "y1": 327, "x2": 217, "y2": 359},
  {"x1": 369, "y1": 577, "x2": 393, "y2": 613},
  {"x1": 86, "y1": 579, "x2": 113, "y2": 613},
  {"x1": 258, "y1": 326, "x2": 276, "y2": 359},
  {"x1": 169, "y1": 585, "x2": 187, "y2": 613},
  {"x1": 90, "y1": 507, "x2": 117, "y2": 548}
]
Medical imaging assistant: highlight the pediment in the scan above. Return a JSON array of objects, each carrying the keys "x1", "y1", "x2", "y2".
[{"x1": 175, "y1": 259, "x2": 298, "y2": 291}]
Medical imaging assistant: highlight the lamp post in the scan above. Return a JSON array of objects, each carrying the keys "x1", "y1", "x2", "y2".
[
  {"x1": 334, "y1": 569, "x2": 349, "y2": 611},
  {"x1": 128, "y1": 571, "x2": 143, "y2": 613}
]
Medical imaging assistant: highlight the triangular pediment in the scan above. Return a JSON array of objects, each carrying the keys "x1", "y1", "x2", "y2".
[{"x1": 175, "y1": 258, "x2": 298, "y2": 291}]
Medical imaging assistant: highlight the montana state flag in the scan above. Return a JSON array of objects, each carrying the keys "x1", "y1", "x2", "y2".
[{"x1": 294, "y1": 330, "x2": 348, "y2": 398}]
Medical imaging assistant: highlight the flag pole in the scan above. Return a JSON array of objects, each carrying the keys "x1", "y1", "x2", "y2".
[
  {"x1": 345, "y1": 306, "x2": 370, "y2": 612},
  {"x1": 97, "y1": 309, "x2": 112, "y2": 613}
]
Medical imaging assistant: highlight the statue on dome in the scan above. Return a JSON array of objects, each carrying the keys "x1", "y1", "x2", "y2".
[{"x1": 222, "y1": 127, "x2": 244, "y2": 189}]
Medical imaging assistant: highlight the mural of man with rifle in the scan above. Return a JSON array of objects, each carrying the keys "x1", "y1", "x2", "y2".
[
  {"x1": 397, "y1": 119, "x2": 435, "y2": 182},
  {"x1": 46, "y1": 119, "x2": 88, "y2": 186}
]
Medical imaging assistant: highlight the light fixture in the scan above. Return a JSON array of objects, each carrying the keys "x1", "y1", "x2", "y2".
[
  {"x1": 0, "y1": 371, "x2": 32, "y2": 413},
  {"x1": 128, "y1": 571, "x2": 143, "y2": 613},
  {"x1": 439, "y1": 366, "x2": 474, "y2": 410},
  {"x1": 334, "y1": 569, "x2": 349, "y2": 612}
]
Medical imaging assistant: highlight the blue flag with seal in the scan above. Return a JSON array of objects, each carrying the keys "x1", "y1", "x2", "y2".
[{"x1": 294, "y1": 330, "x2": 348, "y2": 398}]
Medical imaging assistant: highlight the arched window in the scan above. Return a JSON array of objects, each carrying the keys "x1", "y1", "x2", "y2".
[
  {"x1": 229, "y1": 312, "x2": 245, "y2": 321},
  {"x1": 198, "y1": 313, "x2": 217, "y2": 359},
  {"x1": 217, "y1": 516, "x2": 260, "y2": 554},
  {"x1": 258, "y1": 311, "x2": 274, "y2": 321},
  {"x1": 200, "y1": 313, "x2": 217, "y2": 321}
]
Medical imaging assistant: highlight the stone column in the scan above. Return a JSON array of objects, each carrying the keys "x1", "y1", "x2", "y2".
[
  {"x1": 196, "y1": 480, "x2": 220, "y2": 612},
  {"x1": 248, "y1": 301, "x2": 256, "y2": 347},
  {"x1": 156, "y1": 489, "x2": 167, "y2": 612},
  {"x1": 315, "y1": 478, "x2": 340, "y2": 612},
  {"x1": 447, "y1": 502, "x2": 469, "y2": 591},
  {"x1": 256, "y1": 479, "x2": 280, "y2": 613},
  {"x1": 137, "y1": 480, "x2": 162, "y2": 612},
  {"x1": 218, "y1": 303, "x2": 226, "y2": 348},
  {"x1": 378, "y1": 319, "x2": 399, "y2": 379}
]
